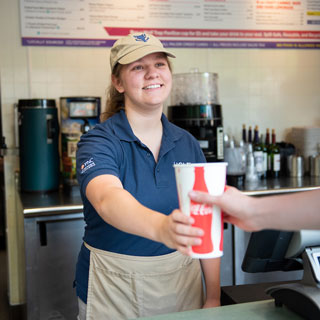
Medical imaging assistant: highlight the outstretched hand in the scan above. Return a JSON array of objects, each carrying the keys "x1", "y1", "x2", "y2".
[
  {"x1": 158, "y1": 209, "x2": 204, "y2": 255},
  {"x1": 189, "y1": 186, "x2": 260, "y2": 232}
]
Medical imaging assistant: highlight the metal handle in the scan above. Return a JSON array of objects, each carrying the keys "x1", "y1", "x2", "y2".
[
  {"x1": 37, "y1": 216, "x2": 83, "y2": 247},
  {"x1": 46, "y1": 114, "x2": 54, "y2": 143},
  {"x1": 38, "y1": 221, "x2": 47, "y2": 246}
]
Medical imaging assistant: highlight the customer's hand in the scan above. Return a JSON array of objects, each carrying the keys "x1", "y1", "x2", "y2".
[{"x1": 189, "y1": 186, "x2": 259, "y2": 232}]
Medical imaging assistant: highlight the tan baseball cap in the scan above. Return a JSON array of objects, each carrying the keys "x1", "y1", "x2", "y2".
[{"x1": 110, "y1": 33, "x2": 176, "y2": 71}]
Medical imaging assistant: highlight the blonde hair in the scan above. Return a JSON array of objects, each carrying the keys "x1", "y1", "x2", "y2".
[{"x1": 100, "y1": 55, "x2": 173, "y2": 122}]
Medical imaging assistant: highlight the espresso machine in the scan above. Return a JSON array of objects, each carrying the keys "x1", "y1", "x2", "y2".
[
  {"x1": 167, "y1": 72, "x2": 224, "y2": 162},
  {"x1": 60, "y1": 97, "x2": 101, "y2": 189}
]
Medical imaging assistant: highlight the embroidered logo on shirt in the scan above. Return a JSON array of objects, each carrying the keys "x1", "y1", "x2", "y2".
[
  {"x1": 133, "y1": 33, "x2": 149, "y2": 42},
  {"x1": 173, "y1": 161, "x2": 191, "y2": 166},
  {"x1": 80, "y1": 158, "x2": 96, "y2": 174}
]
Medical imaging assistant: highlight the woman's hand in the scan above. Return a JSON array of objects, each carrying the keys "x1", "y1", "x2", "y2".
[{"x1": 157, "y1": 210, "x2": 204, "y2": 255}]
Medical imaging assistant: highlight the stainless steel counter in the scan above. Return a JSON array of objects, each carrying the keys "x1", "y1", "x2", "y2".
[
  {"x1": 19, "y1": 176, "x2": 320, "y2": 217},
  {"x1": 241, "y1": 176, "x2": 320, "y2": 196},
  {"x1": 21, "y1": 186, "x2": 83, "y2": 217}
]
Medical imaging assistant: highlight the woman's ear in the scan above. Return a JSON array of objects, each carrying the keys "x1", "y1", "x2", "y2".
[{"x1": 112, "y1": 74, "x2": 124, "y2": 93}]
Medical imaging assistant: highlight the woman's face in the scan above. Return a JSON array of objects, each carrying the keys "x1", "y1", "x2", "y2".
[{"x1": 112, "y1": 52, "x2": 172, "y2": 112}]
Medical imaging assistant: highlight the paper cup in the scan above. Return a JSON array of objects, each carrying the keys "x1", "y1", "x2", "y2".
[{"x1": 174, "y1": 162, "x2": 227, "y2": 259}]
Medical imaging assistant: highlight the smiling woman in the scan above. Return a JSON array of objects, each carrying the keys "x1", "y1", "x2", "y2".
[{"x1": 75, "y1": 33, "x2": 222, "y2": 319}]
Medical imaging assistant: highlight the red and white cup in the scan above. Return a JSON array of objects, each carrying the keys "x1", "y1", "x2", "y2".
[{"x1": 174, "y1": 163, "x2": 227, "y2": 259}]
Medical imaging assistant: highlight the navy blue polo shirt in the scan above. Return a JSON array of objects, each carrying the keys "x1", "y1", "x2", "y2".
[{"x1": 75, "y1": 109, "x2": 205, "y2": 302}]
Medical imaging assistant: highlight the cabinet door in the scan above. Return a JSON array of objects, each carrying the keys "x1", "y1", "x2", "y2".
[{"x1": 24, "y1": 213, "x2": 85, "y2": 320}]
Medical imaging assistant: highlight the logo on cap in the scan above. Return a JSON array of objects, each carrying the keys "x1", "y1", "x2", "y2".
[{"x1": 133, "y1": 33, "x2": 150, "y2": 42}]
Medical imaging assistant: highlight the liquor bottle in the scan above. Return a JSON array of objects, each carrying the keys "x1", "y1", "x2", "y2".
[
  {"x1": 269, "y1": 129, "x2": 281, "y2": 178},
  {"x1": 265, "y1": 128, "x2": 271, "y2": 176},
  {"x1": 248, "y1": 126, "x2": 252, "y2": 144},
  {"x1": 265, "y1": 128, "x2": 270, "y2": 146},
  {"x1": 260, "y1": 133, "x2": 267, "y2": 179},
  {"x1": 242, "y1": 124, "x2": 247, "y2": 144},
  {"x1": 253, "y1": 125, "x2": 259, "y2": 144},
  {"x1": 253, "y1": 126, "x2": 263, "y2": 179}
]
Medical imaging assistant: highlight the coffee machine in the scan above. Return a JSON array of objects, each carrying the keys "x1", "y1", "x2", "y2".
[
  {"x1": 167, "y1": 72, "x2": 224, "y2": 162},
  {"x1": 60, "y1": 97, "x2": 101, "y2": 188}
]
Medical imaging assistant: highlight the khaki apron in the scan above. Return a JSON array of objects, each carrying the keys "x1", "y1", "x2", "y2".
[{"x1": 84, "y1": 242, "x2": 204, "y2": 320}]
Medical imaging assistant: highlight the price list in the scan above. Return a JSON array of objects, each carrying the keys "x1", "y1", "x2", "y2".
[{"x1": 20, "y1": 0, "x2": 320, "y2": 49}]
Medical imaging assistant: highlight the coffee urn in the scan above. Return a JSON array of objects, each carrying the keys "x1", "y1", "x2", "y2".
[
  {"x1": 168, "y1": 72, "x2": 224, "y2": 162},
  {"x1": 18, "y1": 99, "x2": 60, "y2": 192}
]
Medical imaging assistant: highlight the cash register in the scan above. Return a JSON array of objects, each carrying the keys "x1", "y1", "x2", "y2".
[{"x1": 242, "y1": 230, "x2": 320, "y2": 319}]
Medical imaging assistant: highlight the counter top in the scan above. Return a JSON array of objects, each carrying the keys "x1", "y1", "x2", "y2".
[
  {"x1": 138, "y1": 300, "x2": 302, "y2": 320},
  {"x1": 241, "y1": 176, "x2": 320, "y2": 196},
  {"x1": 19, "y1": 176, "x2": 320, "y2": 217},
  {"x1": 20, "y1": 186, "x2": 83, "y2": 217}
]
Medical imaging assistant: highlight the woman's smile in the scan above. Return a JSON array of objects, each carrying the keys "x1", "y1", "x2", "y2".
[{"x1": 142, "y1": 84, "x2": 163, "y2": 90}]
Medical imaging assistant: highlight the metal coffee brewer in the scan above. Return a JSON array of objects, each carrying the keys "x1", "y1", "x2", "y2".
[
  {"x1": 167, "y1": 71, "x2": 224, "y2": 162},
  {"x1": 18, "y1": 99, "x2": 60, "y2": 192}
]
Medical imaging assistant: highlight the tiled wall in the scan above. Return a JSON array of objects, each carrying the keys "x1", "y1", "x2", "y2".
[{"x1": 1, "y1": 0, "x2": 320, "y2": 148}]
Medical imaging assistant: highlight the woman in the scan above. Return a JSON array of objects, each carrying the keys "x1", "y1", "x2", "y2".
[{"x1": 75, "y1": 33, "x2": 221, "y2": 319}]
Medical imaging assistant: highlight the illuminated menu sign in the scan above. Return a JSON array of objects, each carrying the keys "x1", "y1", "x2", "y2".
[{"x1": 20, "y1": 0, "x2": 320, "y2": 49}]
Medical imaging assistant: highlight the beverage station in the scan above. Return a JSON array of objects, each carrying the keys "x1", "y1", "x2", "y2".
[{"x1": 5, "y1": 97, "x2": 101, "y2": 319}]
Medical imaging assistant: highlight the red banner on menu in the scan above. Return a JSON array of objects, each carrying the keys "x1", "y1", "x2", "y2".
[{"x1": 105, "y1": 27, "x2": 320, "y2": 39}]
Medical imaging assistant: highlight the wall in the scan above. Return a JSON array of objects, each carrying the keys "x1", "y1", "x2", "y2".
[{"x1": 1, "y1": 0, "x2": 320, "y2": 148}]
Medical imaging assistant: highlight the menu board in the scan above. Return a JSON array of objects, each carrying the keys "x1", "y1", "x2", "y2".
[{"x1": 20, "y1": 0, "x2": 320, "y2": 49}]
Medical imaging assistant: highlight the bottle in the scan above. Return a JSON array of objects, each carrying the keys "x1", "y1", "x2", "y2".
[
  {"x1": 253, "y1": 125, "x2": 259, "y2": 145},
  {"x1": 245, "y1": 143, "x2": 258, "y2": 182},
  {"x1": 242, "y1": 124, "x2": 247, "y2": 144},
  {"x1": 265, "y1": 128, "x2": 271, "y2": 176},
  {"x1": 226, "y1": 136, "x2": 245, "y2": 188},
  {"x1": 260, "y1": 133, "x2": 267, "y2": 179},
  {"x1": 190, "y1": 167, "x2": 214, "y2": 254},
  {"x1": 248, "y1": 126, "x2": 252, "y2": 144},
  {"x1": 269, "y1": 129, "x2": 281, "y2": 178},
  {"x1": 253, "y1": 126, "x2": 263, "y2": 179}
]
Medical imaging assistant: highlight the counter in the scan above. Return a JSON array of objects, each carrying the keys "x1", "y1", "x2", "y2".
[
  {"x1": 21, "y1": 186, "x2": 83, "y2": 217},
  {"x1": 139, "y1": 300, "x2": 301, "y2": 320},
  {"x1": 19, "y1": 175, "x2": 320, "y2": 218}
]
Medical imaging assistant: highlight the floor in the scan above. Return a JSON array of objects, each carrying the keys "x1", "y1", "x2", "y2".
[{"x1": 0, "y1": 239, "x2": 26, "y2": 320}]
